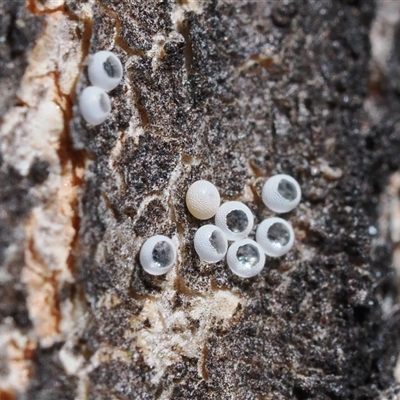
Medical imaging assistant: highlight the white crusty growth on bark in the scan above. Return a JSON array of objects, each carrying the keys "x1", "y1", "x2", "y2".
[{"x1": 0, "y1": 2, "x2": 92, "y2": 394}]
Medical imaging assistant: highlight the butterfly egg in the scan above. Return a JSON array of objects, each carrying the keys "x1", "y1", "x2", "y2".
[
  {"x1": 140, "y1": 235, "x2": 176, "y2": 275},
  {"x1": 88, "y1": 51, "x2": 123, "y2": 91},
  {"x1": 194, "y1": 225, "x2": 228, "y2": 263},
  {"x1": 79, "y1": 86, "x2": 111, "y2": 125},
  {"x1": 215, "y1": 201, "x2": 254, "y2": 241},
  {"x1": 186, "y1": 180, "x2": 220, "y2": 220},
  {"x1": 261, "y1": 174, "x2": 301, "y2": 213},
  {"x1": 256, "y1": 217, "x2": 295, "y2": 257},
  {"x1": 226, "y1": 239, "x2": 266, "y2": 278}
]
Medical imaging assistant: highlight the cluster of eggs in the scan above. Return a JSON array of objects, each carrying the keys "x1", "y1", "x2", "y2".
[
  {"x1": 79, "y1": 51, "x2": 123, "y2": 125},
  {"x1": 140, "y1": 174, "x2": 301, "y2": 279},
  {"x1": 78, "y1": 54, "x2": 301, "y2": 279}
]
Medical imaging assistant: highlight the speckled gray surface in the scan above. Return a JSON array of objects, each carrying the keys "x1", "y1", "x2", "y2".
[
  {"x1": 71, "y1": 0, "x2": 393, "y2": 398},
  {"x1": 3, "y1": 0, "x2": 400, "y2": 399}
]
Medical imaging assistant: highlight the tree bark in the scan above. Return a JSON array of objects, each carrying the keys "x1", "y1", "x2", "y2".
[{"x1": 2, "y1": 1, "x2": 400, "y2": 399}]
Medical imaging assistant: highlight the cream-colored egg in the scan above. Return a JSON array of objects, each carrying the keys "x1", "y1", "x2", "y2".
[{"x1": 186, "y1": 180, "x2": 220, "y2": 220}]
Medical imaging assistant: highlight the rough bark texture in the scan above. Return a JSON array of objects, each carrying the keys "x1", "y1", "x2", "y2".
[{"x1": 2, "y1": 0, "x2": 400, "y2": 399}]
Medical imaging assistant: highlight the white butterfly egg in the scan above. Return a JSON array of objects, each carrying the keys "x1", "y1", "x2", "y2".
[
  {"x1": 194, "y1": 225, "x2": 228, "y2": 263},
  {"x1": 256, "y1": 217, "x2": 295, "y2": 257},
  {"x1": 79, "y1": 86, "x2": 111, "y2": 125},
  {"x1": 226, "y1": 239, "x2": 266, "y2": 278},
  {"x1": 261, "y1": 174, "x2": 301, "y2": 213},
  {"x1": 140, "y1": 235, "x2": 176, "y2": 275},
  {"x1": 215, "y1": 201, "x2": 254, "y2": 241},
  {"x1": 186, "y1": 180, "x2": 220, "y2": 220},
  {"x1": 88, "y1": 51, "x2": 123, "y2": 91}
]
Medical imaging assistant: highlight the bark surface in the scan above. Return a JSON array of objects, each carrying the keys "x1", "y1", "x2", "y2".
[{"x1": 1, "y1": 1, "x2": 400, "y2": 399}]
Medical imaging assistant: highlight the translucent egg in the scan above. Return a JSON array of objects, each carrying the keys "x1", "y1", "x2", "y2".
[
  {"x1": 194, "y1": 225, "x2": 228, "y2": 263},
  {"x1": 88, "y1": 51, "x2": 123, "y2": 91},
  {"x1": 256, "y1": 217, "x2": 295, "y2": 257},
  {"x1": 186, "y1": 180, "x2": 220, "y2": 220},
  {"x1": 226, "y1": 239, "x2": 266, "y2": 278},
  {"x1": 79, "y1": 86, "x2": 111, "y2": 125},
  {"x1": 262, "y1": 174, "x2": 301, "y2": 213},
  {"x1": 215, "y1": 201, "x2": 254, "y2": 241},
  {"x1": 140, "y1": 235, "x2": 176, "y2": 275}
]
